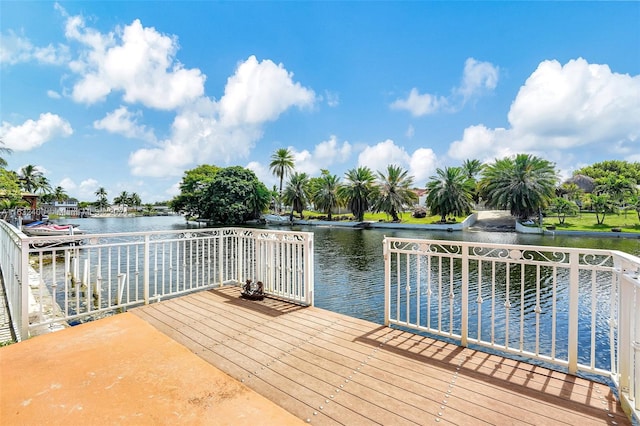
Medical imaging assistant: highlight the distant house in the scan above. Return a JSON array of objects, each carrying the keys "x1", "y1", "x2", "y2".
[{"x1": 412, "y1": 188, "x2": 427, "y2": 206}]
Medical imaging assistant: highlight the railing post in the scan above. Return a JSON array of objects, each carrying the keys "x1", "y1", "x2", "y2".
[
  {"x1": 143, "y1": 234, "x2": 150, "y2": 304},
  {"x1": 383, "y1": 237, "x2": 390, "y2": 327},
  {"x1": 306, "y1": 233, "x2": 314, "y2": 306},
  {"x1": 20, "y1": 238, "x2": 30, "y2": 340},
  {"x1": 568, "y1": 251, "x2": 580, "y2": 375},
  {"x1": 461, "y1": 243, "x2": 469, "y2": 347}
]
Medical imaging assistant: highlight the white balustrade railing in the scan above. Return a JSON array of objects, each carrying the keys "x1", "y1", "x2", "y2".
[
  {"x1": 383, "y1": 237, "x2": 639, "y2": 420},
  {"x1": 0, "y1": 222, "x2": 313, "y2": 341}
]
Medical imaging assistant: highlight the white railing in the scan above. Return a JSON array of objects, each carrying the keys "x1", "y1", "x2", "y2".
[
  {"x1": 383, "y1": 237, "x2": 639, "y2": 420},
  {"x1": 0, "y1": 222, "x2": 314, "y2": 341}
]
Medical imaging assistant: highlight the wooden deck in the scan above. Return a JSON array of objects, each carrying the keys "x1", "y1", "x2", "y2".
[{"x1": 131, "y1": 287, "x2": 631, "y2": 425}]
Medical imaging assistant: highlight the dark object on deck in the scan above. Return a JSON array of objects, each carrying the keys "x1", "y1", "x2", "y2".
[{"x1": 241, "y1": 279, "x2": 264, "y2": 300}]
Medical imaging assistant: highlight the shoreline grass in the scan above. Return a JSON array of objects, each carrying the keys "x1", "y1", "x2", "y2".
[{"x1": 542, "y1": 212, "x2": 640, "y2": 233}]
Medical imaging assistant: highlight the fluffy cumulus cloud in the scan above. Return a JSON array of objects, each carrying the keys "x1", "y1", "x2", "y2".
[
  {"x1": 1, "y1": 113, "x2": 73, "y2": 150},
  {"x1": 357, "y1": 140, "x2": 439, "y2": 185},
  {"x1": 94, "y1": 107, "x2": 156, "y2": 142},
  {"x1": 291, "y1": 135, "x2": 352, "y2": 176},
  {"x1": 408, "y1": 148, "x2": 439, "y2": 184},
  {"x1": 64, "y1": 14, "x2": 205, "y2": 109},
  {"x1": 0, "y1": 30, "x2": 70, "y2": 65},
  {"x1": 391, "y1": 58, "x2": 499, "y2": 116},
  {"x1": 219, "y1": 56, "x2": 315, "y2": 126},
  {"x1": 129, "y1": 56, "x2": 317, "y2": 177},
  {"x1": 390, "y1": 88, "x2": 447, "y2": 117},
  {"x1": 455, "y1": 58, "x2": 499, "y2": 102},
  {"x1": 448, "y1": 58, "x2": 640, "y2": 165},
  {"x1": 358, "y1": 139, "x2": 411, "y2": 173}
]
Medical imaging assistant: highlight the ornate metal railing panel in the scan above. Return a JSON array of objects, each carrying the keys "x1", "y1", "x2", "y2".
[
  {"x1": 0, "y1": 223, "x2": 313, "y2": 341},
  {"x1": 383, "y1": 237, "x2": 639, "y2": 419}
]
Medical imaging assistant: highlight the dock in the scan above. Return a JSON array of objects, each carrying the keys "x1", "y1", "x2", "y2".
[{"x1": 1, "y1": 287, "x2": 631, "y2": 425}]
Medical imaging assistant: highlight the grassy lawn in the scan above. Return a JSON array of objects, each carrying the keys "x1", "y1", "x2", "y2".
[
  {"x1": 299, "y1": 210, "x2": 468, "y2": 225},
  {"x1": 543, "y1": 212, "x2": 640, "y2": 233}
]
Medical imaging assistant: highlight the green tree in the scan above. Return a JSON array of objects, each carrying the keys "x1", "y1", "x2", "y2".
[
  {"x1": 169, "y1": 165, "x2": 220, "y2": 218},
  {"x1": 53, "y1": 186, "x2": 68, "y2": 203},
  {"x1": 594, "y1": 175, "x2": 636, "y2": 204},
  {"x1": 461, "y1": 159, "x2": 484, "y2": 180},
  {"x1": 200, "y1": 166, "x2": 269, "y2": 224},
  {"x1": 113, "y1": 191, "x2": 130, "y2": 209},
  {"x1": 283, "y1": 172, "x2": 311, "y2": 220},
  {"x1": 558, "y1": 182, "x2": 583, "y2": 204},
  {"x1": 269, "y1": 148, "x2": 295, "y2": 213},
  {"x1": 129, "y1": 192, "x2": 142, "y2": 209},
  {"x1": 628, "y1": 195, "x2": 640, "y2": 222},
  {"x1": 588, "y1": 193, "x2": 616, "y2": 225},
  {"x1": 575, "y1": 160, "x2": 640, "y2": 184},
  {"x1": 479, "y1": 154, "x2": 557, "y2": 221},
  {"x1": 426, "y1": 166, "x2": 475, "y2": 222},
  {"x1": 0, "y1": 169, "x2": 23, "y2": 206},
  {"x1": 313, "y1": 172, "x2": 341, "y2": 221},
  {"x1": 0, "y1": 139, "x2": 11, "y2": 169},
  {"x1": 338, "y1": 166, "x2": 377, "y2": 222},
  {"x1": 372, "y1": 165, "x2": 418, "y2": 222},
  {"x1": 549, "y1": 197, "x2": 579, "y2": 225},
  {"x1": 18, "y1": 165, "x2": 44, "y2": 193},
  {"x1": 94, "y1": 187, "x2": 109, "y2": 212}
]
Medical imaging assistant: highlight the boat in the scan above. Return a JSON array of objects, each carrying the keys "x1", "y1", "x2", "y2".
[
  {"x1": 262, "y1": 214, "x2": 292, "y2": 225},
  {"x1": 22, "y1": 222, "x2": 85, "y2": 236}
]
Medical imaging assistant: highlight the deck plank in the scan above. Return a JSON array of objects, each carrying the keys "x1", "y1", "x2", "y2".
[{"x1": 131, "y1": 288, "x2": 631, "y2": 426}]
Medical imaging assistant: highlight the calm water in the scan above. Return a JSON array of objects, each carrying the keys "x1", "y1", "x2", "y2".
[
  {"x1": 58, "y1": 215, "x2": 640, "y2": 323},
  {"x1": 54, "y1": 216, "x2": 639, "y2": 368}
]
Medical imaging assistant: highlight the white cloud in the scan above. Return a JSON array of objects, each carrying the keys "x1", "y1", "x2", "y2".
[
  {"x1": 219, "y1": 55, "x2": 316, "y2": 126},
  {"x1": 324, "y1": 90, "x2": 340, "y2": 107},
  {"x1": 47, "y1": 90, "x2": 62, "y2": 99},
  {"x1": 64, "y1": 14, "x2": 205, "y2": 109},
  {"x1": 94, "y1": 106, "x2": 156, "y2": 142},
  {"x1": 129, "y1": 56, "x2": 317, "y2": 177},
  {"x1": 448, "y1": 58, "x2": 640, "y2": 165},
  {"x1": 391, "y1": 58, "x2": 499, "y2": 116},
  {"x1": 1, "y1": 113, "x2": 73, "y2": 150},
  {"x1": 409, "y1": 148, "x2": 438, "y2": 185},
  {"x1": 455, "y1": 58, "x2": 499, "y2": 102},
  {"x1": 406, "y1": 125, "x2": 415, "y2": 138},
  {"x1": 358, "y1": 139, "x2": 411, "y2": 174},
  {"x1": 291, "y1": 135, "x2": 352, "y2": 176},
  {"x1": 246, "y1": 161, "x2": 274, "y2": 188},
  {"x1": 390, "y1": 88, "x2": 446, "y2": 117},
  {"x1": 0, "y1": 30, "x2": 70, "y2": 65}
]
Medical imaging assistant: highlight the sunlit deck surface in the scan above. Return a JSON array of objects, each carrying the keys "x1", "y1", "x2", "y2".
[{"x1": 132, "y1": 287, "x2": 629, "y2": 425}]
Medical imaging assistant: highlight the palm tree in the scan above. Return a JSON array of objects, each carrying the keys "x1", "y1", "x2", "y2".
[
  {"x1": 18, "y1": 165, "x2": 43, "y2": 193},
  {"x1": 0, "y1": 139, "x2": 12, "y2": 169},
  {"x1": 372, "y1": 165, "x2": 418, "y2": 222},
  {"x1": 338, "y1": 166, "x2": 376, "y2": 222},
  {"x1": 461, "y1": 159, "x2": 484, "y2": 180},
  {"x1": 313, "y1": 172, "x2": 341, "y2": 221},
  {"x1": 269, "y1": 148, "x2": 295, "y2": 213},
  {"x1": 129, "y1": 192, "x2": 142, "y2": 208},
  {"x1": 53, "y1": 186, "x2": 68, "y2": 203},
  {"x1": 479, "y1": 154, "x2": 557, "y2": 221},
  {"x1": 95, "y1": 187, "x2": 109, "y2": 212},
  {"x1": 113, "y1": 191, "x2": 130, "y2": 210},
  {"x1": 283, "y1": 172, "x2": 311, "y2": 220},
  {"x1": 425, "y1": 166, "x2": 475, "y2": 222}
]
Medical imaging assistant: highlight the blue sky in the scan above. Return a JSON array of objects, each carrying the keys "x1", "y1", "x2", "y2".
[{"x1": 1, "y1": 1, "x2": 639, "y2": 203}]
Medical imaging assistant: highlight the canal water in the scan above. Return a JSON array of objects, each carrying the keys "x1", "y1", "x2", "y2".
[{"x1": 60, "y1": 215, "x2": 639, "y2": 369}]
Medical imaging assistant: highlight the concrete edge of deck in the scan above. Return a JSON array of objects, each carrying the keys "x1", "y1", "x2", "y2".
[{"x1": 0, "y1": 312, "x2": 304, "y2": 425}]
